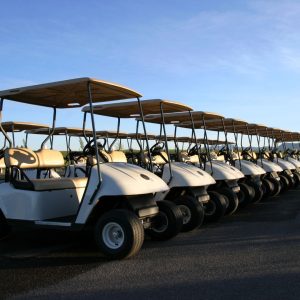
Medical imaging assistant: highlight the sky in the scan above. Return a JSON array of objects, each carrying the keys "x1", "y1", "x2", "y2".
[{"x1": 0, "y1": 0, "x2": 300, "y2": 149}]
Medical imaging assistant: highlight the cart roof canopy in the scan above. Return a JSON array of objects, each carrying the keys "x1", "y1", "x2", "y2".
[
  {"x1": 96, "y1": 130, "x2": 128, "y2": 138},
  {"x1": 0, "y1": 78, "x2": 141, "y2": 108},
  {"x1": 143, "y1": 111, "x2": 222, "y2": 124},
  {"x1": 82, "y1": 99, "x2": 193, "y2": 118},
  {"x1": 1, "y1": 121, "x2": 50, "y2": 132},
  {"x1": 26, "y1": 127, "x2": 94, "y2": 136},
  {"x1": 127, "y1": 133, "x2": 156, "y2": 140}
]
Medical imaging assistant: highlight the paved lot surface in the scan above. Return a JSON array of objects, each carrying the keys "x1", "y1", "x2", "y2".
[{"x1": 1, "y1": 190, "x2": 300, "y2": 300}]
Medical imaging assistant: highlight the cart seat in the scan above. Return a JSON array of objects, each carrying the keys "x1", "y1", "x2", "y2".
[
  {"x1": 13, "y1": 177, "x2": 88, "y2": 191},
  {"x1": 178, "y1": 151, "x2": 199, "y2": 164},
  {"x1": 109, "y1": 151, "x2": 127, "y2": 163},
  {"x1": 4, "y1": 148, "x2": 88, "y2": 191},
  {"x1": 152, "y1": 152, "x2": 168, "y2": 164},
  {"x1": 0, "y1": 157, "x2": 5, "y2": 169}
]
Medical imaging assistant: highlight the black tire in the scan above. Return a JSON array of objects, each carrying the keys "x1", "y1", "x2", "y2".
[
  {"x1": 268, "y1": 177, "x2": 282, "y2": 196},
  {"x1": 238, "y1": 183, "x2": 255, "y2": 208},
  {"x1": 217, "y1": 187, "x2": 239, "y2": 215},
  {"x1": 283, "y1": 173, "x2": 295, "y2": 188},
  {"x1": 204, "y1": 191, "x2": 227, "y2": 222},
  {"x1": 147, "y1": 200, "x2": 183, "y2": 241},
  {"x1": 262, "y1": 178, "x2": 274, "y2": 198},
  {"x1": 279, "y1": 175, "x2": 289, "y2": 193},
  {"x1": 174, "y1": 195, "x2": 204, "y2": 232},
  {"x1": 94, "y1": 209, "x2": 144, "y2": 260},
  {"x1": 0, "y1": 212, "x2": 10, "y2": 240},
  {"x1": 293, "y1": 172, "x2": 300, "y2": 188},
  {"x1": 246, "y1": 180, "x2": 264, "y2": 203}
]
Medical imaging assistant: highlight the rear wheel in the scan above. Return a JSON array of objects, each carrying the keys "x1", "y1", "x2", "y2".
[
  {"x1": 175, "y1": 195, "x2": 204, "y2": 232},
  {"x1": 246, "y1": 180, "x2": 264, "y2": 203},
  {"x1": 217, "y1": 187, "x2": 239, "y2": 215},
  {"x1": 205, "y1": 191, "x2": 227, "y2": 222},
  {"x1": 94, "y1": 209, "x2": 144, "y2": 260},
  {"x1": 147, "y1": 200, "x2": 183, "y2": 241},
  {"x1": 238, "y1": 183, "x2": 255, "y2": 208}
]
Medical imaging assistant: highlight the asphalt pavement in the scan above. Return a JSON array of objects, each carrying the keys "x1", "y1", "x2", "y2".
[{"x1": 1, "y1": 189, "x2": 300, "y2": 300}]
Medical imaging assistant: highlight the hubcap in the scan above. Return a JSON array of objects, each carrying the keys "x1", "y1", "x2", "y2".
[
  {"x1": 179, "y1": 205, "x2": 192, "y2": 224},
  {"x1": 102, "y1": 222, "x2": 125, "y2": 249}
]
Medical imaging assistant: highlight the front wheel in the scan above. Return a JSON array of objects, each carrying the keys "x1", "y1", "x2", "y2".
[
  {"x1": 293, "y1": 172, "x2": 300, "y2": 188},
  {"x1": 268, "y1": 177, "x2": 281, "y2": 196},
  {"x1": 238, "y1": 183, "x2": 255, "y2": 208},
  {"x1": 205, "y1": 191, "x2": 227, "y2": 222},
  {"x1": 94, "y1": 209, "x2": 144, "y2": 260},
  {"x1": 262, "y1": 178, "x2": 274, "y2": 199},
  {"x1": 175, "y1": 195, "x2": 204, "y2": 232},
  {"x1": 217, "y1": 187, "x2": 239, "y2": 215},
  {"x1": 147, "y1": 200, "x2": 183, "y2": 241},
  {"x1": 246, "y1": 180, "x2": 264, "y2": 203},
  {"x1": 283, "y1": 173, "x2": 295, "y2": 189},
  {"x1": 279, "y1": 175, "x2": 289, "y2": 193}
]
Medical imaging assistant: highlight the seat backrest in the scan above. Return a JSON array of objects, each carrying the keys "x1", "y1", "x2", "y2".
[
  {"x1": 217, "y1": 155, "x2": 225, "y2": 161},
  {"x1": 152, "y1": 151, "x2": 168, "y2": 165},
  {"x1": 109, "y1": 151, "x2": 127, "y2": 163},
  {"x1": 4, "y1": 148, "x2": 66, "y2": 170},
  {"x1": 4, "y1": 148, "x2": 39, "y2": 169},
  {"x1": 178, "y1": 151, "x2": 200, "y2": 164},
  {"x1": 0, "y1": 157, "x2": 6, "y2": 169},
  {"x1": 35, "y1": 149, "x2": 65, "y2": 168},
  {"x1": 177, "y1": 151, "x2": 189, "y2": 162},
  {"x1": 210, "y1": 151, "x2": 218, "y2": 160}
]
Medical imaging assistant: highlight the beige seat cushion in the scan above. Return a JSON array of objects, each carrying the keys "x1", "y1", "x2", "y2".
[
  {"x1": 15, "y1": 177, "x2": 88, "y2": 191},
  {"x1": 5, "y1": 148, "x2": 39, "y2": 169},
  {"x1": 35, "y1": 149, "x2": 65, "y2": 168},
  {"x1": 0, "y1": 157, "x2": 6, "y2": 169},
  {"x1": 109, "y1": 151, "x2": 127, "y2": 163},
  {"x1": 152, "y1": 152, "x2": 168, "y2": 164},
  {"x1": 178, "y1": 151, "x2": 189, "y2": 162}
]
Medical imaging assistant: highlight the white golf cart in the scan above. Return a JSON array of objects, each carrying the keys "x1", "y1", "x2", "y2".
[
  {"x1": 242, "y1": 124, "x2": 283, "y2": 198},
  {"x1": 81, "y1": 100, "x2": 216, "y2": 234},
  {"x1": 0, "y1": 78, "x2": 172, "y2": 259}
]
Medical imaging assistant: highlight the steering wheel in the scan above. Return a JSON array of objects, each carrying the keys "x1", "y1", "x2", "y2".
[
  {"x1": 83, "y1": 138, "x2": 109, "y2": 162},
  {"x1": 188, "y1": 145, "x2": 199, "y2": 156},
  {"x1": 218, "y1": 146, "x2": 227, "y2": 155},
  {"x1": 150, "y1": 142, "x2": 165, "y2": 155}
]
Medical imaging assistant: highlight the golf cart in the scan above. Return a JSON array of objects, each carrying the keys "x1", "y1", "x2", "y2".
[
  {"x1": 277, "y1": 131, "x2": 300, "y2": 185},
  {"x1": 0, "y1": 78, "x2": 172, "y2": 259},
  {"x1": 200, "y1": 118, "x2": 266, "y2": 206},
  {"x1": 178, "y1": 113, "x2": 245, "y2": 216},
  {"x1": 82, "y1": 100, "x2": 215, "y2": 233},
  {"x1": 243, "y1": 124, "x2": 283, "y2": 198},
  {"x1": 260, "y1": 127, "x2": 297, "y2": 191},
  {"x1": 143, "y1": 111, "x2": 229, "y2": 223}
]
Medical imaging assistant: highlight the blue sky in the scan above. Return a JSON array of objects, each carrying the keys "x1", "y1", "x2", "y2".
[{"x1": 1, "y1": 0, "x2": 300, "y2": 149}]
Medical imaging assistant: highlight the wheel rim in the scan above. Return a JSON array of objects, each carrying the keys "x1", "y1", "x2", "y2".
[
  {"x1": 178, "y1": 205, "x2": 192, "y2": 225},
  {"x1": 152, "y1": 211, "x2": 168, "y2": 233},
  {"x1": 102, "y1": 222, "x2": 125, "y2": 250}
]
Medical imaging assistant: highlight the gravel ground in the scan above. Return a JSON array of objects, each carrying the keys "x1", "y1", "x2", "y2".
[{"x1": 1, "y1": 189, "x2": 300, "y2": 300}]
